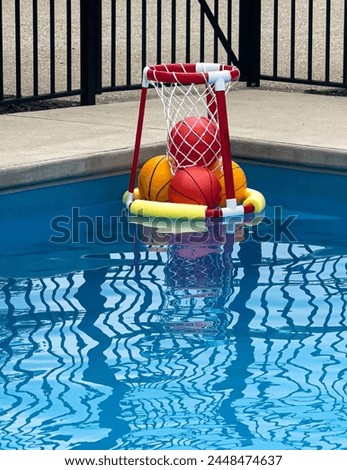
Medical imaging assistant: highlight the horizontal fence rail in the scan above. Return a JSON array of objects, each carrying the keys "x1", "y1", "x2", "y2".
[{"x1": 0, "y1": 0, "x2": 346, "y2": 108}]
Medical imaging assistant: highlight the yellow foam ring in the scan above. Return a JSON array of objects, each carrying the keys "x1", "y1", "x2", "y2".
[
  {"x1": 130, "y1": 199, "x2": 207, "y2": 220},
  {"x1": 129, "y1": 216, "x2": 207, "y2": 233},
  {"x1": 243, "y1": 188, "x2": 266, "y2": 213},
  {"x1": 122, "y1": 188, "x2": 141, "y2": 204}
]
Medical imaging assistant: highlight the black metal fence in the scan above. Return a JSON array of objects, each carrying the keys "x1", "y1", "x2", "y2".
[
  {"x1": 0, "y1": 0, "x2": 346, "y2": 107},
  {"x1": 260, "y1": 0, "x2": 347, "y2": 88}
]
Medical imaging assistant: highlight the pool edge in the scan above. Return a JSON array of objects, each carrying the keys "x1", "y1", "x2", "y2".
[{"x1": 0, "y1": 137, "x2": 345, "y2": 194}]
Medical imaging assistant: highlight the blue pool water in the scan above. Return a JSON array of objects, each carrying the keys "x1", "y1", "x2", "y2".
[{"x1": 0, "y1": 163, "x2": 346, "y2": 450}]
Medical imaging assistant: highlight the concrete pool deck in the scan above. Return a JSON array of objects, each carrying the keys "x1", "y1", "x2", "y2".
[{"x1": 0, "y1": 88, "x2": 346, "y2": 192}]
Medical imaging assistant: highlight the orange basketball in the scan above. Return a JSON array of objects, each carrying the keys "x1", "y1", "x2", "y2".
[
  {"x1": 212, "y1": 160, "x2": 247, "y2": 205},
  {"x1": 168, "y1": 166, "x2": 221, "y2": 209},
  {"x1": 137, "y1": 155, "x2": 173, "y2": 201},
  {"x1": 168, "y1": 116, "x2": 219, "y2": 168}
]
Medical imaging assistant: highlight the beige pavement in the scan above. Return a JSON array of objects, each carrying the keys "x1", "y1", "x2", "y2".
[{"x1": 0, "y1": 88, "x2": 346, "y2": 192}]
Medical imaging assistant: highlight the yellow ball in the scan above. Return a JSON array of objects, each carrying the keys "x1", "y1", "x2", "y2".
[
  {"x1": 138, "y1": 155, "x2": 173, "y2": 201},
  {"x1": 213, "y1": 160, "x2": 247, "y2": 206}
]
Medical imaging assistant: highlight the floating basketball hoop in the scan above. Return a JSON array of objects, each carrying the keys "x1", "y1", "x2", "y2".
[{"x1": 124, "y1": 63, "x2": 266, "y2": 220}]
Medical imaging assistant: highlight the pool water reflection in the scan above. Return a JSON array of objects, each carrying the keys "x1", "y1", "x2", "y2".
[{"x1": 0, "y1": 166, "x2": 346, "y2": 450}]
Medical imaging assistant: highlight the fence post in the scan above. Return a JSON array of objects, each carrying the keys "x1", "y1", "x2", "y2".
[
  {"x1": 239, "y1": 0, "x2": 261, "y2": 86},
  {"x1": 80, "y1": 0, "x2": 102, "y2": 105}
]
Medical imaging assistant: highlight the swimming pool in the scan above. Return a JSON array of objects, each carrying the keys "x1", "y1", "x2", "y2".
[{"x1": 0, "y1": 162, "x2": 346, "y2": 450}]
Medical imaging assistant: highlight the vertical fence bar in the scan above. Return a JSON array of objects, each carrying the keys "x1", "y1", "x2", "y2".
[
  {"x1": 325, "y1": 0, "x2": 331, "y2": 83},
  {"x1": 95, "y1": 0, "x2": 103, "y2": 94},
  {"x1": 32, "y1": 0, "x2": 39, "y2": 96},
  {"x1": 80, "y1": 0, "x2": 101, "y2": 105},
  {"x1": 290, "y1": 0, "x2": 296, "y2": 79},
  {"x1": 213, "y1": 0, "x2": 219, "y2": 62},
  {"x1": 307, "y1": 0, "x2": 313, "y2": 81},
  {"x1": 344, "y1": 0, "x2": 347, "y2": 84},
  {"x1": 157, "y1": 0, "x2": 162, "y2": 65},
  {"x1": 50, "y1": 0, "x2": 56, "y2": 94},
  {"x1": 0, "y1": 0, "x2": 3, "y2": 100},
  {"x1": 273, "y1": 0, "x2": 278, "y2": 78},
  {"x1": 97, "y1": 1, "x2": 102, "y2": 92},
  {"x1": 66, "y1": 0, "x2": 72, "y2": 92},
  {"x1": 15, "y1": 0, "x2": 21, "y2": 98},
  {"x1": 227, "y1": 0, "x2": 232, "y2": 51},
  {"x1": 199, "y1": 2, "x2": 205, "y2": 62},
  {"x1": 239, "y1": 0, "x2": 261, "y2": 86},
  {"x1": 141, "y1": 0, "x2": 147, "y2": 71},
  {"x1": 111, "y1": 0, "x2": 116, "y2": 87},
  {"x1": 186, "y1": 0, "x2": 191, "y2": 63},
  {"x1": 171, "y1": 0, "x2": 176, "y2": 63},
  {"x1": 126, "y1": 0, "x2": 131, "y2": 86}
]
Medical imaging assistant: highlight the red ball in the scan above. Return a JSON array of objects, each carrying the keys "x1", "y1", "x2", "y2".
[
  {"x1": 168, "y1": 166, "x2": 221, "y2": 209},
  {"x1": 168, "y1": 116, "x2": 219, "y2": 168}
]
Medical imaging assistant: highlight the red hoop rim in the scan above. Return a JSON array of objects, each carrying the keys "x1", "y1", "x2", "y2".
[{"x1": 145, "y1": 63, "x2": 240, "y2": 85}]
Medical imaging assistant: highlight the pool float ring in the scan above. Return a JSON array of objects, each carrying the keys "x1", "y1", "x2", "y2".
[{"x1": 123, "y1": 187, "x2": 266, "y2": 220}]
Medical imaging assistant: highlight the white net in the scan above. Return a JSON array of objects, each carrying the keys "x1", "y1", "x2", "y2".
[{"x1": 148, "y1": 65, "x2": 236, "y2": 173}]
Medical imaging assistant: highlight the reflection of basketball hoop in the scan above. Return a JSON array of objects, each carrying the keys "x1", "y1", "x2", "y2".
[
  {"x1": 163, "y1": 222, "x2": 231, "y2": 299},
  {"x1": 124, "y1": 63, "x2": 266, "y2": 220},
  {"x1": 131, "y1": 216, "x2": 264, "y2": 302},
  {"x1": 165, "y1": 251, "x2": 224, "y2": 298}
]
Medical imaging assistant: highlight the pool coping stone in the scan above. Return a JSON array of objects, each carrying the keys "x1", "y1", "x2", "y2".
[{"x1": 0, "y1": 89, "x2": 346, "y2": 192}]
